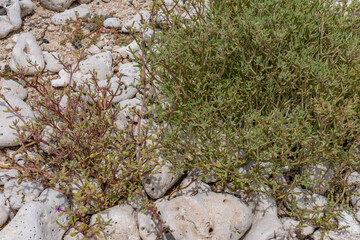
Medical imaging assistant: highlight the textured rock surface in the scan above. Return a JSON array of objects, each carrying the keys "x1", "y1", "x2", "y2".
[
  {"x1": 4, "y1": 179, "x2": 44, "y2": 210},
  {"x1": 0, "y1": 78, "x2": 27, "y2": 100},
  {"x1": 43, "y1": 51, "x2": 64, "y2": 73},
  {"x1": 0, "y1": 188, "x2": 69, "y2": 240},
  {"x1": 139, "y1": 193, "x2": 252, "y2": 240},
  {"x1": 9, "y1": 33, "x2": 45, "y2": 74},
  {"x1": 122, "y1": 10, "x2": 151, "y2": 33},
  {"x1": 39, "y1": 0, "x2": 92, "y2": 11},
  {"x1": 142, "y1": 161, "x2": 182, "y2": 199},
  {"x1": 89, "y1": 204, "x2": 140, "y2": 240},
  {"x1": 0, "y1": 0, "x2": 22, "y2": 39},
  {"x1": 243, "y1": 214, "x2": 285, "y2": 240},
  {"x1": 0, "y1": 96, "x2": 34, "y2": 148},
  {"x1": 51, "y1": 4, "x2": 91, "y2": 25}
]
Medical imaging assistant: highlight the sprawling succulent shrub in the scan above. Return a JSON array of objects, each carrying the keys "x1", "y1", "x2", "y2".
[{"x1": 144, "y1": 0, "x2": 360, "y2": 230}]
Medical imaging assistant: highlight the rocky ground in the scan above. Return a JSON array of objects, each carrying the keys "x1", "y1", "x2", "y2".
[{"x1": 0, "y1": 0, "x2": 360, "y2": 239}]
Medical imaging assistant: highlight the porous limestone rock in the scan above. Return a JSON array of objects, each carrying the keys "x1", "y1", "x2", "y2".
[
  {"x1": 142, "y1": 161, "x2": 182, "y2": 199},
  {"x1": 0, "y1": 188, "x2": 69, "y2": 240},
  {"x1": 4, "y1": 179, "x2": 44, "y2": 210},
  {"x1": 9, "y1": 33, "x2": 45, "y2": 75},
  {"x1": 139, "y1": 192, "x2": 252, "y2": 240},
  {"x1": 243, "y1": 214, "x2": 285, "y2": 240},
  {"x1": 103, "y1": 17, "x2": 121, "y2": 29}
]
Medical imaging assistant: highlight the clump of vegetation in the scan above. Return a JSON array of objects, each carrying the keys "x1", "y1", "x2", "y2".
[
  {"x1": 143, "y1": 0, "x2": 360, "y2": 231},
  {"x1": 0, "y1": 48, "x2": 170, "y2": 237}
]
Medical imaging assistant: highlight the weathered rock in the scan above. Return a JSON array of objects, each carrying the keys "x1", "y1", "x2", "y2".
[
  {"x1": 301, "y1": 162, "x2": 334, "y2": 194},
  {"x1": 118, "y1": 98, "x2": 142, "y2": 118},
  {"x1": 89, "y1": 204, "x2": 140, "y2": 240},
  {"x1": 51, "y1": 4, "x2": 91, "y2": 25},
  {"x1": 313, "y1": 211, "x2": 360, "y2": 240},
  {"x1": 146, "y1": 193, "x2": 252, "y2": 240},
  {"x1": 0, "y1": 96, "x2": 34, "y2": 148},
  {"x1": 96, "y1": 76, "x2": 138, "y2": 103},
  {"x1": 4, "y1": 179, "x2": 44, "y2": 210},
  {"x1": 39, "y1": 0, "x2": 91, "y2": 11},
  {"x1": 118, "y1": 62, "x2": 140, "y2": 78},
  {"x1": 122, "y1": 11, "x2": 151, "y2": 33},
  {"x1": 168, "y1": 177, "x2": 211, "y2": 199},
  {"x1": 9, "y1": 33, "x2": 45, "y2": 75},
  {"x1": 0, "y1": 0, "x2": 22, "y2": 39},
  {"x1": 78, "y1": 51, "x2": 112, "y2": 81},
  {"x1": 0, "y1": 205, "x2": 9, "y2": 228},
  {"x1": 285, "y1": 188, "x2": 328, "y2": 219},
  {"x1": 243, "y1": 214, "x2": 285, "y2": 240},
  {"x1": 0, "y1": 78, "x2": 27, "y2": 100},
  {"x1": 0, "y1": 188, "x2": 69, "y2": 240},
  {"x1": 19, "y1": 0, "x2": 33, "y2": 17},
  {"x1": 247, "y1": 188, "x2": 278, "y2": 221},
  {"x1": 142, "y1": 161, "x2": 182, "y2": 199},
  {"x1": 103, "y1": 17, "x2": 121, "y2": 29},
  {"x1": 43, "y1": 51, "x2": 64, "y2": 73},
  {"x1": 280, "y1": 217, "x2": 315, "y2": 237}
]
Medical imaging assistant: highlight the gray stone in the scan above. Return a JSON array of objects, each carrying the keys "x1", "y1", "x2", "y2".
[
  {"x1": 43, "y1": 51, "x2": 64, "y2": 73},
  {"x1": 119, "y1": 98, "x2": 142, "y2": 118},
  {"x1": 4, "y1": 179, "x2": 44, "y2": 210},
  {"x1": 9, "y1": 33, "x2": 45, "y2": 75},
  {"x1": 97, "y1": 77, "x2": 138, "y2": 103},
  {"x1": 89, "y1": 204, "x2": 140, "y2": 240},
  {"x1": 0, "y1": 188, "x2": 69, "y2": 240},
  {"x1": 0, "y1": 78, "x2": 27, "y2": 100},
  {"x1": 0, "y1": 96, "x2": 34, "y2": 148},
  {"x1": 51, "y1": 4, "x2": 91, "y2": 25},
  {"x1": 0, "y1": 0, "x2": 22, "y2": 39},
  {"x1": 103, "y1": 17, "x2": 121, "y2": 29},
  {"x1": 77, "y1": 51, "x2": 113, "y2": 82}
]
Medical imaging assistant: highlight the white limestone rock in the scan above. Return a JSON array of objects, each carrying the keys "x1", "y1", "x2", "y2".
[
  {"x1": 122, "y1": 11, "x2": 151, "y2": 33},
  {"x1": 0, "y1": 96, "x2": 34, "y2": 148},
  {"x1": 4, "y1": 179, "x2": 44, "y2": 210},
  {"x1": 103, "y1": 17, "x2": 121, "y2": 29},
  {"x1": 300, "y1": 162, "x2": 334, "y2": 194},
  {"x1": 39, "y1": 0, "x2": 92, "y2": 11},
  {"x1": 118, "y1": 98, "x2": 142, "y2": 118},
  {"x1": 285, "y1": 188, "x2": 328, "y2": 219},
  {"x1": 281, "y1": 217, "x2": 315, "y2": 237},
  {"x1": 142, "y1": 161, "x2": 182, "y2": 199},
  {"x1": 43, "y1": 51, "x2": 64, "y2": 73},
  {"x1": 0, "y1": 78, "x2": 27, "y2": 100},
  {"x1": 0, "y1": 205, "x2": 9, "y2": 228},
  {"x1": 78, "y1": 51, "x2": 113, "y2": 82},
  {"x1": 313, "y1": 211, "x2": 360, "y2": 240},
  {"x1": 51, "y1": 68, "x2": 70, "y2": 87},
  {"x1": 247, "y1": 188, "x2": 278, "y2": 221},
  {"x1": 118, "y1": 62, "x2": 140, "y2": 78},
  {"x1": 167, "y1": 177, "x2": 210, "y2": 200},
  {"x1": 243, "y1": 214, "x2": 285, "y2": 240},
  {"x1": 141, "y1": 192, "x2": 252, "y2": 240},
  {"x1": 9, "y1": 33, "x2": 45, "y2": 75},
  {"x1": 19, "y1": 0, "x2": 34, "y2": 18},
  {"x1": 89, "y1": 204, "x2": 140, "y2": 240},
  {"x1": 96, "y1": 76, "x2": 138, "y2": 103},
  {"x1": 0, "y1": 188, "x2": 69, "y2": 240},
  {"x1": 51, "y1": 4, "x2": 91, "y2": 25},
  {"x1": 0, "y1": 0, "x2": 22, "y2": 39}
]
